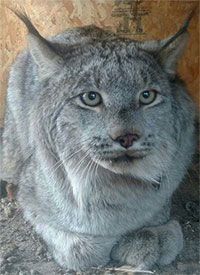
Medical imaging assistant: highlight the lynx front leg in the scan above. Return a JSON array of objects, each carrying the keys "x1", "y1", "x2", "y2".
[
  {"x1": 35, "y1": 223, "x2": 116, "y2": 271},
  {"x1": 111, "y1": 220, "x2": 183, "y2": 270}
]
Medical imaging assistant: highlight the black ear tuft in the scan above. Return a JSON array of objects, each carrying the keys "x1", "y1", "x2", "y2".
[
  {"x1": 8, "y1": 8, "x2": 40, "y2": 36},
  {"x1": 156, "y1": 10, "x2": 194, "y2": 58},
  {"x1": 155, "y1": 10, "x2": 194, "y2": 77},
  {"x1": 137, "y1": 10, "x2": 195, "y2": 78},
  {"x1": 8, "y1": 8, "x2": 64, "y2": 79}
]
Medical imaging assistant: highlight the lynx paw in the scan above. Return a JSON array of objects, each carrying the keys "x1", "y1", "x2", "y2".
[
  {"x1": 111, "y1": 220, "x2": 183, "y2": 270},
  {"x1": 157, "y1": 220, "x2": 183, "y2": 266},
  {"x1": 111, "y1": 229, "x2": 159, "y2": 270}
]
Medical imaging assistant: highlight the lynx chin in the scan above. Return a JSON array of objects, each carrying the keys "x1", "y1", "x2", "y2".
[{"x1": 1, "y1": 10, "x2": 196, "y2": 271}]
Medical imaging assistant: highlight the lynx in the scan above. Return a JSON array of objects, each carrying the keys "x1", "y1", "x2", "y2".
[{"x1": 1, "y1": 11, "x2": 196, "y2": 271}]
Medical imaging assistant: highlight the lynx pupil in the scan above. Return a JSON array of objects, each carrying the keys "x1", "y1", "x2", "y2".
[
  {"x1": 88, "y1": 92, "x2": 96, "y2": 101},
  {"x1": 143, "y1": 91, "x2": 150, "y2": 98}
]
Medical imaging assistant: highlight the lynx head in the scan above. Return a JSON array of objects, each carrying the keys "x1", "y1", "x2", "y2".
[{"x1": 14, "y1": 11, "x2": 195, "y2": 184}]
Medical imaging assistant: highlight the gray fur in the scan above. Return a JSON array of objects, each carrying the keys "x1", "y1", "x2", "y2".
[{"x1": 1, "y1": 12, "x2": 196, "y2": 271}]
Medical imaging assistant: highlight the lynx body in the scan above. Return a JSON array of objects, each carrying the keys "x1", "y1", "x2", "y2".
[{"x1": 2, "y1": 12, "x2": 196, "y2": 271}]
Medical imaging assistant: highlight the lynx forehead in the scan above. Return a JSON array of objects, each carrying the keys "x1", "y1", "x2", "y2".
[{"x1": 2, "y1": 10, "x2": 196, "y2": 272}]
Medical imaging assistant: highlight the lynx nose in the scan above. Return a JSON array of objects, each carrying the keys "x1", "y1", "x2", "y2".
[{"x1": 116, "y1": 134, "x2": 139, "y2": 149}]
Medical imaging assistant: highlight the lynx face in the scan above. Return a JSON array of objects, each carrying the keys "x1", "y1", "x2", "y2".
[{"x1": 48, "y1": 43, "x2": 176, "y2": 183}]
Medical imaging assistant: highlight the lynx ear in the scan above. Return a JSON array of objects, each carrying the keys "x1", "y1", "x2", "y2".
[
  {"x1": 11, "y1": 10, "x2": 63, "y2": 79},
  {"x1": 155, "y1": 11, "x2": 194, "y2": 77},
  {"x1": 139, "y1": 11, "x2": 194, "y2": 78}
]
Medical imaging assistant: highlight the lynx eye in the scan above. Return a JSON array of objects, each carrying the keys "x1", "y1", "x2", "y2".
[
  {"x1": 80, "y1": 92, "x2": 102, "y2": 107},
  {"x1": 139, "y1": 90, "x2": 157, "y2": 105}
]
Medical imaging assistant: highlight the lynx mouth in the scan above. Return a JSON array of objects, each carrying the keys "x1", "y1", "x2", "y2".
[{"x1": 102, "y1": 154, "x2": 144, "y2": 164}]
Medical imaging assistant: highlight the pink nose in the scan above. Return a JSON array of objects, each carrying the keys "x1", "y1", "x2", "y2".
[{"x1": 116, "y1": 134, "x2": 139, "y2": 148}]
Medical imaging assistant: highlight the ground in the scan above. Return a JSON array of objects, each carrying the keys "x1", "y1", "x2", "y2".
[{"x1": 0, "y1": 154, "x2": 199, "y2": 275}]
